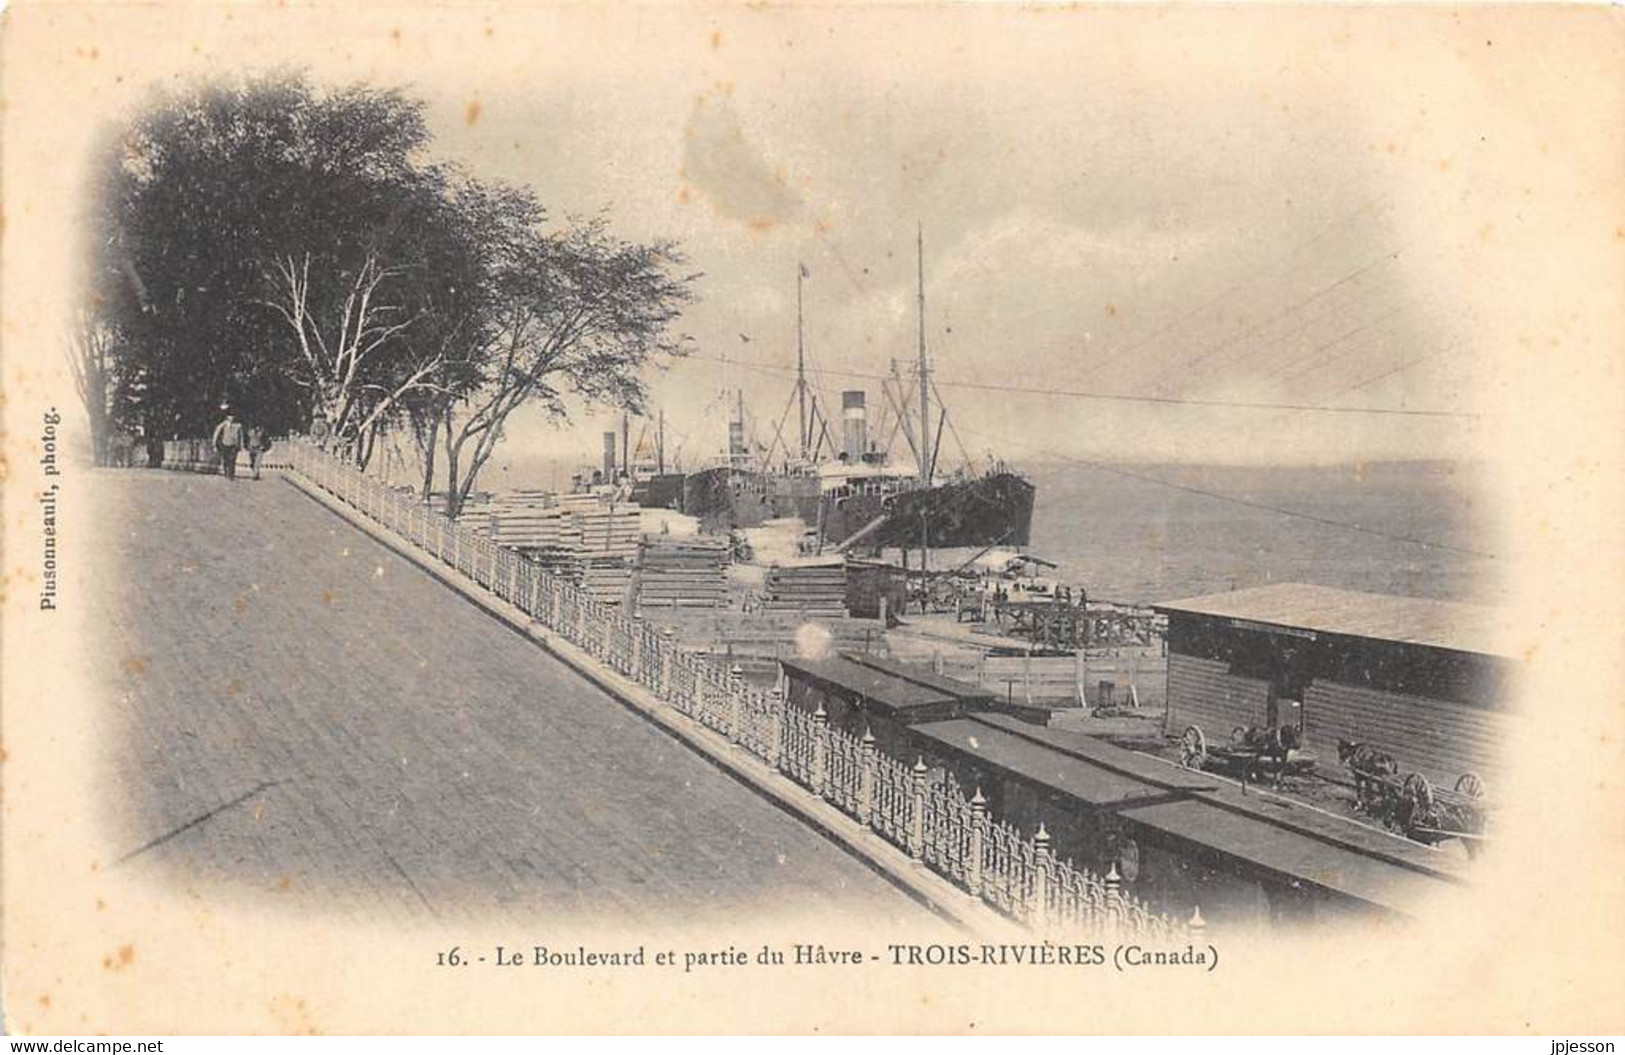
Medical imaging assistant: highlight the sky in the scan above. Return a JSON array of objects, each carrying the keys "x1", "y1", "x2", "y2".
[
  {"x1": 379, "y1": 6, "x2": 1505, "y2": 477},
  {"x1": 51, "y1": 4, "x2": 1571, "y2": 478}
]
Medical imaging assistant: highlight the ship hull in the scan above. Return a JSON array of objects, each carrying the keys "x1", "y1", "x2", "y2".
[
  {"x1": 630, "y1": 472, "x2": 686, "y2": 511},
  {"x1": 680, "y1": 467, "x2": 820, "y2": 534},
  {"x1": 819, "y1": 471, "x2": 1036, "y2": 550}
]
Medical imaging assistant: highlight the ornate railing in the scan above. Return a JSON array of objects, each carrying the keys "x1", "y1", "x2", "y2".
[{"x1": 273, "y1": 438, "x2": 1203, "y2": 941}]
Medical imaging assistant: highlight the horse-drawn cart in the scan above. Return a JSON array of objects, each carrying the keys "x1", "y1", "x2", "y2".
[
  {"x1": 1356, "y1": 769, "x2": 1490, "y2": 856},
  {"x1": 1179, "y1": 724, "x2": 1318, "y2": 787}
]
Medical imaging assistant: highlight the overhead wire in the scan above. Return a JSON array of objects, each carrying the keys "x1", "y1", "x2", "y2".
[
  {"x1": 1070, "y1": 202, "x2": 1397, "y2": 383},
  {"x1": 684, "y1": 351, "x2": 1479, "y2": 419}
]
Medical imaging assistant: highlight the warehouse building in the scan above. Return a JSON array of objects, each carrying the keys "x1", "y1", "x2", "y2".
[
  {"x1": 1154, "y1": 583, "x2": 1516, "y2": 787},
  {"x1": 779, "y1": 649, "x2": 1470, "y2": 926},
  {"x1": 778, "y1": 652, "x2": 992, "y2": 760}
]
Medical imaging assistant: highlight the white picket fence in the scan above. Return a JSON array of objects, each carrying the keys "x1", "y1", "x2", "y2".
[
  {"x1": 160, "y1": 437, "x2": 293, "y2": 472},
  {"x1": 263, "y1": 438, "x2": 1202, "y2": 942}
]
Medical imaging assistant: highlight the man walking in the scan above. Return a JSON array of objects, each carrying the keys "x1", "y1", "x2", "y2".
[
  {"x1": 245, "y1": 423, "x2": 267, "y2": 480},
  {"x1": 310, "y1": 410, "x2": 331, "y2": 451},
  {"x1": 211, "y1": 405, "x2": 245, "y2": 481}
]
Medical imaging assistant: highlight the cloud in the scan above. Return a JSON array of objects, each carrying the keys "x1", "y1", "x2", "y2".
[{"x1": 680, "y1": 91, "x2": 805, "y2": 232}]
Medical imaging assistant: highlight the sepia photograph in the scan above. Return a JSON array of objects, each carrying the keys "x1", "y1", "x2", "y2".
[{"x1": 2, "y1": 0, "x2": 1622, "y2": 1037}]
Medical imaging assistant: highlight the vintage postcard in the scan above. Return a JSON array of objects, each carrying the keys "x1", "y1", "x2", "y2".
[{"x1": 2, "y1": 0, "x2": 1622, "y2": 1036}]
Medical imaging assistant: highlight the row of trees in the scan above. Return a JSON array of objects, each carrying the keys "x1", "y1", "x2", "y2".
[{"x1": 74, "y1": 73, "x2": 697, "y2": 515}]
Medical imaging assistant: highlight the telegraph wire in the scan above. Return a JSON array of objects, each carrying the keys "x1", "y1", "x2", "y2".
[
  {"x1": 1151, "y1": 271, "x2": 1436, "y2": 394},
  {"x1": 686, "y1": 352, "x2": 1479, "y2": 419},
  {"x1": 1071, "y1": 202, "x2": 1397, "y2": 383},
  {"x1": 1136, "y1": 244, "x2": 1409, "y2": 394},
  {"x1": 1331, "y1": 337, "x2": 1471, "y2": 396}
]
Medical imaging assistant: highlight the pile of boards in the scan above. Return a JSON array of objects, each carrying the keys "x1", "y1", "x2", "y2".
[
  {"x1": 760, "y1": 559, "x2": 848, "y2": 617},
  {"x1": 635, "y1": 534, "x2": 730, "y2": 609},
  {"x1": 457, "y1": 489, "x2": 639, "y2": 604},
  {"x1": 558, "y1": 493, "x2": 641, "y2": 603},
  {"x1": 641, "y1": 610, "x2": 888, "y2": 684}
]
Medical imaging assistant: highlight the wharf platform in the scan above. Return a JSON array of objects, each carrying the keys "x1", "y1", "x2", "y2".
[{"x1": 87, "y1": 471, "x2": 935, "y2": 929}]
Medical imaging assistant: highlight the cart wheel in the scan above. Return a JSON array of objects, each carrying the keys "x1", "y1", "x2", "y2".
[
  {"x1": 1400, "y1": 772, "x2": 1435, "y2": 830},
  {"x1": 1180, "y1": 725, "x2": 1208, "y2": 769},
  {"x1": 1455, "y1": 772, "x2": 1486, "y2": 799}
]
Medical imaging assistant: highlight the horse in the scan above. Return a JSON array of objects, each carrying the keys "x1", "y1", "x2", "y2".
[
  {"x1": 1231, "y1": 725, "x2": 1303, "y2": 787},
  {"x1": 1337, "y1": 739, "x2": 1399, "y2": 813}
]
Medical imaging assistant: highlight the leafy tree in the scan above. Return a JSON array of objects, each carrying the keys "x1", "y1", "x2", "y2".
[
  {"x1": 86, "y1": 71, "x2": 699, "y2": 488},
  {"x1": 432, "y1": 216, "x2": 699, "y2": 517},
  {"x1": 87, "y1": 72, "x2": 449, "y2": 445}
]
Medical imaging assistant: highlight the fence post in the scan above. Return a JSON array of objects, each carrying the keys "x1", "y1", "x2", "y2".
[
  {"x1": 629, "y1": 618, "x2": 645, "y2": 683},
  {"x1": 727, "y1": 665, "x2": 745, "y2": 743},
  {"x1": 659, "y1": 628, "x2": 676, "y2": 700},
  {"x1": 575, "y1": 595, "x2": 590, "y2": 650},
  {"x1": 1032, "y1": 823, "x2": 1052, "y2": 931},
  {"x1": 967, "y1": 788, "x2": 987, "y2": 897},
  {"x1": 811, "y1": 703, "x2": 829, "y2": 797},
  {"x1": 1105, "y1": 862, "x2": 1123, "y2": 939},
  {"x1": 909, "y1": 757, "x2": 928, "y2": 860},
  {"x1": 858, "y1": 728, "x2": 877, "y2": 827},
  {"x1": 767, "y1": 684, "x2": 785, "y2": 769}
]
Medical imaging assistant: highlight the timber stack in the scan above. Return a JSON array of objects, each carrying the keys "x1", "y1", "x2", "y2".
[
  {"x1": 560, "y1": 493, "x2": 641, "y2": 604},
  {"x1": 635, "y1": 534, "x2": 730, "y2": 609},
  {"x1": 760, "y1": 559, "x2": 848, "y2": 617},
  {"x1": 641, "y1": 609, "x2": 889, "y2": 683}
]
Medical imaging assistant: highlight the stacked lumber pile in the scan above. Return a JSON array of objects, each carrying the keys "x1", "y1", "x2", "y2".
[
  {"x1": 457, "y1": 495, "x2": 497, "y2": 537},
  {"x1": 455, "y1": 489, "x2": 642, "y2": 600},
  {"x1": 483, "y1": 489, "x2": 563, "y2": 549},
  {"x1": 760, "y1": 558, "x2": 848, "y2": 617},
  {"x1": 477, "y1": 497, "x2": 582, "y2": 579},
  {"x1": 635, "y1": 534, "x2": 730, "y2": 609},
  {"x1": 640, "y1": 610, "x2": 889, "y2": 684},
  {"x1": 559, "y1": 493, "x2": 640, "y2": 604}
]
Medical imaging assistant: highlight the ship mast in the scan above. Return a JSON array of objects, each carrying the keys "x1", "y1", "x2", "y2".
[
  {"x1": 916, "y1": 223, "x2": 932, "y2": 485},
  {"x1": 797, "y1": 262, "x2": 809, "y2": 460}
]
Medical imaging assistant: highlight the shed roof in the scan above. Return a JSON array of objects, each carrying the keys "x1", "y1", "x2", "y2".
[
  {"x1": 915, "y1": 719, "x2": 1189, "y2": 808},
  {"x1": 1154, "y1": 582, "x2": 1512, "y2": 658},
  {"x1": 779, "y1": 653, "x2": 993, "y2": 713},
  {"x1": 920, "y1": 714, "x2": 1466, "y2": 914}
]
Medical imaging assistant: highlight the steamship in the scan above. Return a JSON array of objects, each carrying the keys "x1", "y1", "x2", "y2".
[{"x1": 642, "y1": 229, "x2": 1037, "y2": 553}]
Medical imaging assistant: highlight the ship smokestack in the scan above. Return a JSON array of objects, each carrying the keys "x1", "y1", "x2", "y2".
[
  {"x1": 842, "y1": 390, "x2": 867, "y2": 463},
  {"x1": 602, "y1": 431, "x2": 617, "y2": 480}
]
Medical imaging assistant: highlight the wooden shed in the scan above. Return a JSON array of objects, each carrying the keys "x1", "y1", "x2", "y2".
[
  {"x1": 912, "y1": 713, "x2": 1464, "y2": 926},
  {"x1": 777, "y1": 653, "x2": 992, "y2": 760},
  {"x1": 1154, "y1": 583, "x2": 1517, "y2": 788}
]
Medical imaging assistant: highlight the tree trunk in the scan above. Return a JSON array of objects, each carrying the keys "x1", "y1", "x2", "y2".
[
  {"x1": 443, "y1": 417, "x2": 464, "y2": 519},
  {"x1": 357, "y1": 419, "x2": 380, "y2": 471},
  {"x1": 417, "y1": 411, "x2": 441, "y2": 503}
]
